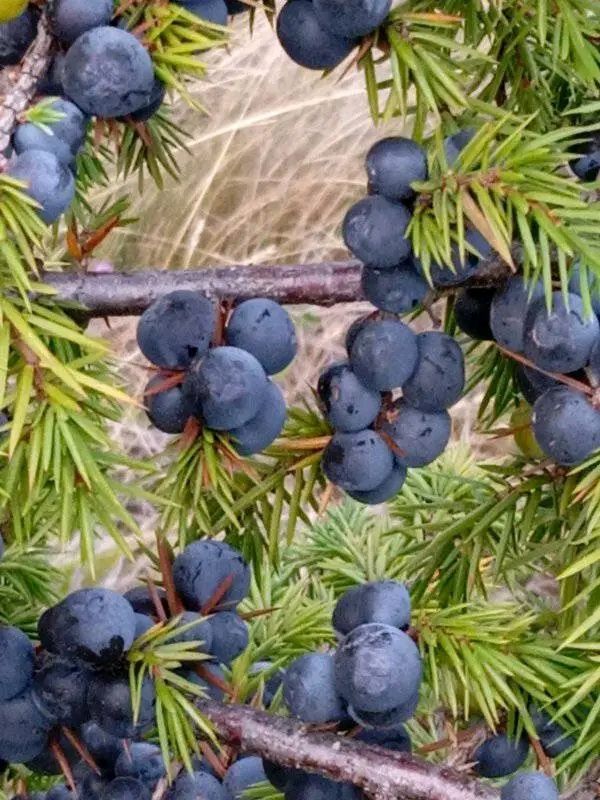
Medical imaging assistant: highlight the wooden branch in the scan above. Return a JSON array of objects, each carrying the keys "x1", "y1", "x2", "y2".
[
  {"x1": 41, "y1": 254, "x2": 512, "y2": 317},
  {"x1": 197, "y1": 700, "x2": 499, "y2": 800},
  {"x1": 0, "y1": 12, "x2": 54, "y2": 163}
]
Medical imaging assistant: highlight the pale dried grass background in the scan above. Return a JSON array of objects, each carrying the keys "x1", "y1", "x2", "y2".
[{"x1": 81, "y1": 13, "x2": 507, "y2": 585}]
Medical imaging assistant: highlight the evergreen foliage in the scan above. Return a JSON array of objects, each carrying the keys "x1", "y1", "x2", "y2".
[{"x1": 0, "y1": 0, "x2": 599, "y2": 797}]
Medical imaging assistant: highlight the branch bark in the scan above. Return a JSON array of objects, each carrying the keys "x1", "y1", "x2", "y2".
[
  {"x1": 0, "y1": 12, "x2": 54, "y2": 162},
  {"x1": 198, "y1": 699, "x2": 499, "y2": 800},
  {"x1": 41, "y1": 254, "x2": 512, "y2": 317}
]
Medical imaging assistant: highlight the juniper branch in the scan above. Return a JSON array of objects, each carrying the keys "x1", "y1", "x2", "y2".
[
  {"x1": 42, "y1": 253, "x2": 511, "y2": 317},
  {"x1": 198, "y1": 699, "x2": 499, "y2": 800},
  {"x1": 0, "y1": 12, "x2": 53, "y2": 164}
]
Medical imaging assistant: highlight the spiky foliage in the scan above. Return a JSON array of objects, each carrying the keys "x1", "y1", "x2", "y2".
[{"x1": 0, "y1": 0, "x2": 600, "y2": 794}]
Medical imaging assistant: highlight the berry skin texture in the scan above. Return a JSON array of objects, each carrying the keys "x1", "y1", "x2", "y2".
[
  {"x1": 474, "y1": 734, "x2": 529, "y2": 778},
  {"x1": 345, "y1": 314, "x2": 374, "y2": 356},
  {"x1": 49, "y1": 0, "x2": 113, "y2": 44},
  {"x1": 402, "y1": 332, "x2": 465, "y2": 412},
  {"x1": 0, "y1": 625, "x2": 34, "y2": 701},
  {"x1": 32, "y1": 655, "x2": 92, "y2": 726},
  {"x1": 38, "y1": 587, "x2": 136, "y2": 665},
  {"x1": 100, "y1": 777, "x2": 151, "y2": 800},
  {"x1": 286, "y1": 774, "x2": 362, "y2": 800},
  {"x1": 123, "y1": 77, "x2": 166, "y2": 123},
  {"x1": 524, "y1": 292, "x2": 599, "y2": 373},
  {"x1": 347, "y1": 462, "x2": 407, "y2": 505},
  {"x1": 263, "y1": 760, "x2": 303, "y2": 792},
  {"x1": 381, "y1": 399, "x2": 451, "y2": 467},
  {"x1": 134, "y1": 613, "x2": 154, "y2": 638},
  {"x1": 124, "y1": 585, "x2": 168, "y2": 616},
  {"x1": 0, "y1": 0, "x2": 28, "y2": 23},
  {"x1": 226, "y1": 298, "x2": 297, "y2": 375},
  {"x1": 501, "y1": 772, "x2": 559, "y2": 800},
  {"x1": 207, "y1": 612, "x2": 249, "y2": 664},
  {"x1": 334, "y1": 623, "x2": 422, "y2": 716},
  {"x1": 314, "y1": 0, "x2": 391, "y2": 38},
  {"x1": 343, "y1": 195, "x2": 412, "y2": 269},
  {"x1": 516, "y1": 365, "x2": 563, "y2": 405},
  {"x1": 37, "y1": 53, "x2": 66, "y2": 95},
  {"x1": 87, "y1": 673, "x2": 155, "y2": 738},
  {"x1": 226, "y1": 0, "x2": 247, "y2": 12},
  {"x1": 0, "y1": 6, "x2": 37, "y2": 66},
  {"x1": 569, "y1": 133, "x2": 600, "y2": 182},
  {"x1": 165, "y1": 770, "x2": 229, "y2": 800},
  {"x1": 181, "y1": 0, "x2": 229, "y2": 26},
  {"x1": 144, "y1": 376, "x2": 195, "y2": 435},
  {"x1": 62, "y1": 27, "x2": 155, "y2": 119},
  {"x1": 43, "y1": 98, "x2": 88, "y2": 153},
  {"x1": 276, "y1": 1, "x2": 356, "y2": 71},
  {"x1": 348, "y1": 694, "x2": 418, "y2": 729},
  {"x1": 137, "y1": 290, "x2": 216, "y2": 370},
  {"x1": 171, "y1": 611, "x2": 213, "y2": 651},
  {"x1": 0, "y1": 690, "x2": 52, "y2": 763},
  {"x1": 183, "y1": 346, "x2": 269, "y2": 430},
  {"x1": 356, "y1": 723, "x2": 412, "y2": 752},
  {"x1": 332, "y1": 581, "x2": 411, "y2": 636},
  {"x1": 529, "y1": 706, "x2": 575, "y2": 758},
  {"x1": 318, "y1": 362, "x2": 381, "y2": 433},
  {"x1": 13, "y1": 123, "x2": 74, "y2": 167},
  {"x1": 443, "y1": 128, "x2": 476, "y2": 166},
  {"x1": 429, "y1": 230, "x2": 492, "y2": 288},
  {"x1": 533, "y1": 386, "x2": 600, "y2": 465},
  {"x1": 361, "y1": 260, "x2": 428, "y2": 314},
  {"x1": 115, "y1": 742, "x2": 166, "y2": 787},
  {"x1": 490, "y1": 276, "x2": 544, "y2": 352},
  {"x1": 571, "y1": 150, "x2": 600, "y2": 182},
  {"x1": 172, "y1": 539, "x2": 251, "y2": 611},
  {"x1": 7, "y1": 150, "x2": 75, "y2": 224},
  {"x1": 350, "y1": 319, "x2": 418, "y2": 391},
  {"x1": 229, "y1": 380, "x2": 286, "y2": 456},
  {"x1": 454, "y1": 289, "x2": 495, "y2": 341},
  {"x1": 323, "y1": 430, "x2": 394, "y2": 492},
  {"x1": 283, "y1": 652, "x2": 346, "y2": 724},
  {"x1": 13, "y1": 98, "x2": 88, "y2": 165},
  {"x1": 365, "y1": 137, "x2": 427, "y2": 202},
  {"x1": 223, "y1": 757, "x2": 267, "y2": 800},
  {"x1": 80, "y1": 721, "x2": 123, "y2": 769},
  {"x1": 46, "y1": 786, "x2": 73, "y2": 800}
]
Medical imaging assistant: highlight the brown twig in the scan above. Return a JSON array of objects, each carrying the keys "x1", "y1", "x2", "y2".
[
  {"x1": 198, "y1": 700, "x2": 500, "y2": 800},
  {"x1": 50, "y1": 738, "x2": 77, "y2": 795},
  {"x1": 156, "y1": 535, "x2": 184, "y2": 616},
  {"x1": 530, "y1": 736, "x2": 555, "y2": 777},
  {"x1": 0, "y1": 12, "x2": 54, "y2": 162},
  {"x1": 146, "y1": 576, "x2": 168, "y2": 622},
  {"x1": 61, "y1": 726, "x2": 101, "y2": 776},
  {"x1": 39, "y1": 254, "x2": 512, "y2": 318},
  {"x1": 201, "y1": 574, "x2": 234, "y2": 615}
]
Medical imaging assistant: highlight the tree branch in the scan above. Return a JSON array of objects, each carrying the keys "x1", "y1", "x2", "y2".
[
  {"x1": 41, "y1": 254, "x2": 511, "y2": 317},
  {"x1": 198, "y1": 700, "x2": 499, "y2": 800},
  {"x1": 0, "y1": 12, "x2": 54, "y2": 163}
]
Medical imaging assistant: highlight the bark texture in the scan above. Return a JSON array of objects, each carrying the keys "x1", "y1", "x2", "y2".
[
  {"x1": 198, "y1": 699, "x2": 500, "y2": 800},
  {"x1": 42, "y1": 254, "x2": 512, "y2": 317},
  {"x1": 0, "y1": 12, "x2": 53, "y2": 162}
]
